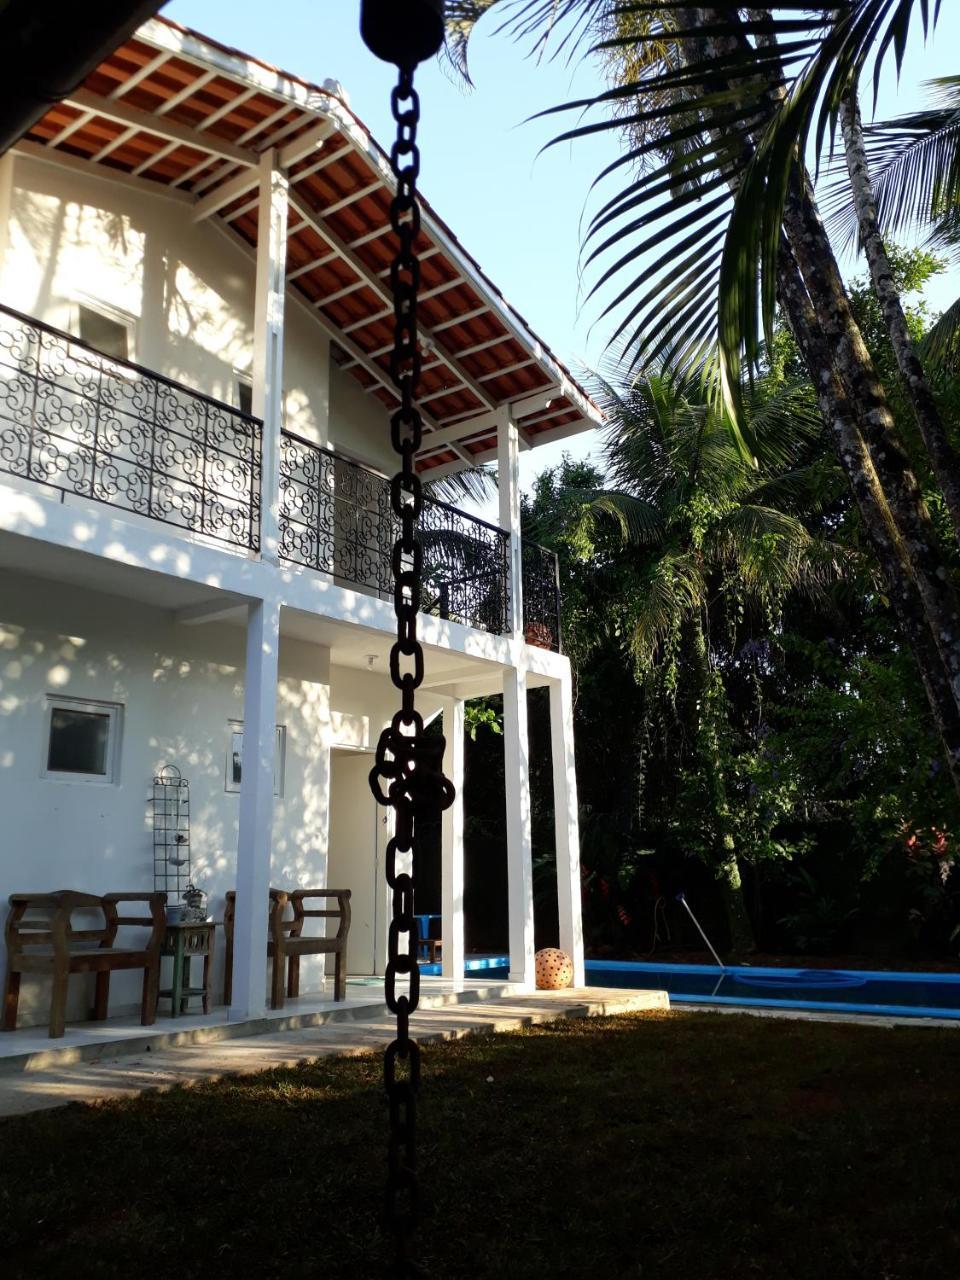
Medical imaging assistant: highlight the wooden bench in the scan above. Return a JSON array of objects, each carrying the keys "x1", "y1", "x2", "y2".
[
  {"x1": 2, "y1": 890, "x2": 166, "y2": 1038},
  {"x1": 223, "y1": 888, "x2": 351, "y2": 1009}
]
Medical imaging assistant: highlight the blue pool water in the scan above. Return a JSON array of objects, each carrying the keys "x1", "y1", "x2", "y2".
[
  {"x1": 586, "y1": 961, "x2": 960, "y2": 1019},
  {"x1": 422, "y1": 956, "x2": 960, "y2": 1019}
]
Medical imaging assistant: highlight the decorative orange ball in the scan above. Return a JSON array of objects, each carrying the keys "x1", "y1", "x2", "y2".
[{"x1": 535, "y1": 947, "x2": 574, "y2": 990}]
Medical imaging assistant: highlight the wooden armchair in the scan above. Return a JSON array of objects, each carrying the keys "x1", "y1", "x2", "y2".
[
  {"x1": 2, "y1": 890, "x2": 166, "y2": 1038},
  {"x1": 223, "y1": 888, "x2": 351, "y2": 1009}
]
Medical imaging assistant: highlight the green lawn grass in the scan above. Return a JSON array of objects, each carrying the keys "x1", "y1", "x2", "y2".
[{"x1": 3, "y1": 1010, "x2": 960, "y2": 1278}]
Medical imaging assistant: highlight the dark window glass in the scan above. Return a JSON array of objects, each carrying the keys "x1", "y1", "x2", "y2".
[
  {"x1": 47, "y1": 708, "x2": 110, "y2": 775},
  {"x1": 237, "y1": 381, "x2": 253, "y2": 416},
  {"x1": 78, "y1": 307, "x2": 129, "y2": 361}
]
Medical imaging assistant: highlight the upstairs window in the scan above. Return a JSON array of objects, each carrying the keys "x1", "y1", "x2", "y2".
[
  {"x1": 77, "y1": 305, "x2": 131, "y2": 362},
  {"x1": 43, "y1": 697, "x2": 123, "y2": 784},
  {"x1": 237, "y1": 379, "x2": 254, "y2": 416}
]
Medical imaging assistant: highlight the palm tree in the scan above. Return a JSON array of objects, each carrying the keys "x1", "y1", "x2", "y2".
[
  {"x1": 556, "y1": 370, "x2": 848, "y2": 951},
  {"x1": 447, "y1": 4, "x2": 944, "y2": 411},
  {"x1": 836, "y1": 89, "x2": 960, "y2": 541},
  {"x1": 444, "y1": 1, "x2": 960, "y2": 800},
  {"x1": 834, "y1": 76, "x2": 960, "y2": 370}
]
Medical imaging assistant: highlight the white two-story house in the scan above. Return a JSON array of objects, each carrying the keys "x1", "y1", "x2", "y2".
[{"x1": 0, "y1": 15, "x2": 600, "y2": 1030}]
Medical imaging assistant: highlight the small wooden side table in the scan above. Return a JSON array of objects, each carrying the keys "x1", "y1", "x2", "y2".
[{"x1": 158, "y1": 921, "x2": 215, "y2": 1017}]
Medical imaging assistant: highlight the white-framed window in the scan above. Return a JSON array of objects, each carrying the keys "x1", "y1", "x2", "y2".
[
  {"x1": 236, "y1": 378, "x2": 254, "y2": 417},
  {"x1": 75, "y1": 304, "x2": 133, "y2": 363},
  {"x1": 225, "y1": 722, "x2": 286, "y2": 797},
  {"x1": 42, "y1": 696, "x2": 123, "y2": 784}
]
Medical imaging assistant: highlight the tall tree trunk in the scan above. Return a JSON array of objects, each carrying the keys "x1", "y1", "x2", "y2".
[
  {"x1": 777, "y1": 238, "x2": 960, "y2": 796},
  {"x1": 690, "y1": 7, "x2": 960, "y2": 723},
  {"x1": 839, "y1": 90, "x2": 960, "y2": 543},
  {"x1": 782, "y1": 165, "x2": 960, "y2": 703},
  {"x1": 687, "y1": 616, "x2": 756, "y2": 954}
]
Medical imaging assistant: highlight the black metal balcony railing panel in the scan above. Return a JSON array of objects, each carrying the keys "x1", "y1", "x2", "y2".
[
  {"x1": 419, "y1": 497, "x2": 509, "y2": 637},
  {"x1": 280, "y1": 431, "x2": 510, "y2": 636},
  {"x1": 0, "y1": 305, "x2": 262, "y2": 550},
  {"x1": 522, "y1": 541, "x2": 562, "y2": 652},
  {"x1": 279, "y1": 434, "x2": 393, "y2": 592}
]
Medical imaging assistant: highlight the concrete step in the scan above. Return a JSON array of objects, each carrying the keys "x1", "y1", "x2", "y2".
[{"x1": 0, "y1": 980, "x2": 518, "y2": 1075}]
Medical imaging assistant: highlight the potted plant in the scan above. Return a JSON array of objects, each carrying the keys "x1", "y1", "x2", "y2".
[{"x1": 524, "y1": 621, "x2": 554, "y2": 649}]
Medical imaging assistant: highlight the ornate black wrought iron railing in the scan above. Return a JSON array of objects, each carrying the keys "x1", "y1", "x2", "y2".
[
  {"x1": 0, "y1": 303, "x2": 262, "y2": 550},
  {"x1": 280, "y1": 430, "x2": 510, "y2": 635},
  {"x1": 522, "y1": 541, "x2": 562, "y2": 652}
]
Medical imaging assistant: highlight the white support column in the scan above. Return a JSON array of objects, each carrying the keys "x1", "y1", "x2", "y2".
[
  {"x1": 441, "y1": 698, "x2": 466, "y2": 989},
  {"x1": 230, "y1": 598, "x2": 281, "y2": 1020},
  {"x1": 503, "y1": 666, "x2": 535, "y2": 987},
  {"x1": 550, "y1": 675, "x2": 585, "y2": 986},
  {"x1": 497, "y1": 407, "x2": 523, "y2": 637},
  {"x1": 252, "y1": 149, "x2": 289, "y2": 563}
]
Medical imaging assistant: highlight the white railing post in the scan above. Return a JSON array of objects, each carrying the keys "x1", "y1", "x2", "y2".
[
  {"x1": 230, "y1": 597, "x2": 281, "y2": 1019},
  {"x1": 252, "y1": 148, "x2": 288, "y2": 563},
  {"x1": 441, "y1": 697, "x2": 466, "y2": 989},
  {"x1": 497, "y1": 406, "x2": 523, "y2": 637},
  {"x1": 550, "y1": 674, "x2": 584, "y2": 986},
  {"x1": 504, "y1": 665, "x2": 535, "y2": 986}
]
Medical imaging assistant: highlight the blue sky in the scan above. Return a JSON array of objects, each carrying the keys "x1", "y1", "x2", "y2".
[{"x1": 163, "y1": 2, "x2": 960, "y2": 505}]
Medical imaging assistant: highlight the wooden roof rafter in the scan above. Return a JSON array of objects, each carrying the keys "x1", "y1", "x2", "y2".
[
  {"x1": 17, "y1": 14, "x2": 602, "y2": 475},
  {"x1": 284, "y1": 190, "x2": 499, "y2": 417},
  {"x1": 60, "y1": 87, "x2": 257, "y2": 169}
]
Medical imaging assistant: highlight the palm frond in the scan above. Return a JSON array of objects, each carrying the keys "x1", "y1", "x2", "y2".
[
  {"x1": 716, "y1": 0, "x2": 944, "y2": 414},
  {"x1": 920, "y1": 293, "x2": 960, "y2": 373},
  {"x1": 444, "y1": 3, "x2": 943, "y2": 439},
  {"x1": 742, "y1": 457, "x2": 845, "y2": 517},
  {"x1": 444, "y1": 2, "x2": 832, "y2": 448},
  {"x1": 444, "y1": 0, "x2": 605, "y2": 82},
  {"x1": 823, "y1": 76, "x2": 960, "y2": 249},
  {"x1": 739, "y1": 379, "x2": 823, "y2": 473},
  {"x1": 424, "y1": 465, "x2": 497, "y2": 506},
  {"x1": 581, "y1": 490, "x2": 664, "y2": 544},
  {"x1": 629, "y1": 549, "x2": 705, "y2": 666},
  {"x1": 717, "y1": 504, "x2": 854, "y2": 603}
]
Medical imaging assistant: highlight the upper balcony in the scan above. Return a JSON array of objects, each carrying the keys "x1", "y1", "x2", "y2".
[
  {"x1": 0, "y1": 303, "x2": 263, "y2": 551},
  {"x1": 0, "y1": 303, "x2": 562, "y2": 649}
]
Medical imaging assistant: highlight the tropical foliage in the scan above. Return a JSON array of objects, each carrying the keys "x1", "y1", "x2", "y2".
[
  {"x1": 510, "y1": 253, "x2": 960, "y2": 959},
  {"x1": 445, "y1": 2, "x2": 945, "y2": 397},
  {"x1": 438, "y1": 3, "x2": 960, "y2": 958}
]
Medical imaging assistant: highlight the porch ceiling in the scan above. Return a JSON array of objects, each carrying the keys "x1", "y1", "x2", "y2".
[
  {"x1": 16, "y1": 15, "x2": 603, "y2": 477},
  {"x1": 0, "y1": 536, "x2": 524, "y2": 693},
  {"x1": 279, "y1": 607, "x2": 509, "y2": 688},
  {"x1": 0, "y1": 530, "x2": 228, "y2": 612}
]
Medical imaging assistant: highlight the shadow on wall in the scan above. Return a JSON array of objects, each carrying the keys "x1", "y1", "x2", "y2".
[
  {"x1": 0, "y1": 576, "x2": 338, "y2": 1025},
  {"x1": 4, "y1": 160, "x2": 328, "y2": 438}
]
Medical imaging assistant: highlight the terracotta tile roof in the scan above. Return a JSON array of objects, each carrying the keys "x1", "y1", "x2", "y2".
[{"x1": 19, "y1": 16, "x2": 602, "y2": 474}]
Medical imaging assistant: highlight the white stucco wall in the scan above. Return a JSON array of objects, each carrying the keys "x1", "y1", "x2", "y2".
[
  {"x1": 328, "y1": 360, "x2": 394, "y2": 474},
  {"x1": 0, "y1": 154, "x2": 332, "y2": 447},
  {"x1": 0, "y1": 564, "x2": 450, "y2": 1026},
  {"x1": 0, "y1": 564, "x2": 449, "y2": 1025}
]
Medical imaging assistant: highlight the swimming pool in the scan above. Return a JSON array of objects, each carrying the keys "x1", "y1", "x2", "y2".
[
  {"x1": 586, "y1": 960, "x2": 960, "y2": 1019},
  {"x1": 421, "y1": 956, "x2": 960, "y2": 1018}
]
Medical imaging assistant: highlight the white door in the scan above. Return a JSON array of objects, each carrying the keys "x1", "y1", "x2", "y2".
[{"x1": 328, "y1": 750, "x2": 389, "y2": 976}]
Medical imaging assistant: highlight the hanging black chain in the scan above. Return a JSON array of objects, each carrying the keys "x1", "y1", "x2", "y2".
[{"x1": 369, "y1": 62, "x2": 455, "y2": 1278}]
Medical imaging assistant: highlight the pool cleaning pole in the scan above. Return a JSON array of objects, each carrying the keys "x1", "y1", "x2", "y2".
[{"x1": 676, "y1": 893, "x2": 726, "y2": 971}]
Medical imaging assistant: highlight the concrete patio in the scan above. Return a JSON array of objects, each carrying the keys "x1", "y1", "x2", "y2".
[{"x1": 0, "y1": 980, "x2": 670, "y2": 1117}]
